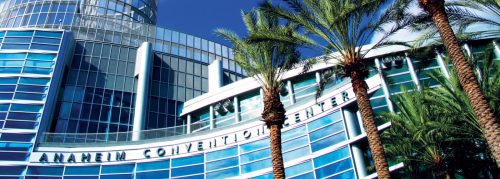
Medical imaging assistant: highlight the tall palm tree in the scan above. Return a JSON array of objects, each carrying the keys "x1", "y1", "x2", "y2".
[
  {"x1": 215, "y1": 10, "x2": 307, "y2": 178},
  {"x1": 413, "y1": 0, "x2": 500, "y2": 164},
  {"x1": 258, "y1": 0, "x2": 410, "y2": 177}
]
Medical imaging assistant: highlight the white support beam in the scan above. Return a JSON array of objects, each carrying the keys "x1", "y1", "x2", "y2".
[
  {"x1": 374, "y1": 58, "x2": 394, "y2": 112},
  {"x1": 405, "y1": 53, "x2": 421, "y2": 90},
  {"x1": 435, "y1": 49, "x2": 451, "y2": 79},
  {"x1": 132, "y1": 42, "x2": 153, "y2": 141}
]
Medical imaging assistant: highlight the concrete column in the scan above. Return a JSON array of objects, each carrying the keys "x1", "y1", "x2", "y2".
[
  {"x1": 186, "y1": 115, "x2": 191, "y2": 134},
  {"x1": 287, "y1": 80, "x2": 295, "y2": 105},
  {"x1": 343, "y1": 108, "x2": 361, "y2": 138},
  {"x1": 463, "y1": 43, "x2": 482, "y2": 81},
  {"x1": 208, "y1": 59, "x2": 223, "y2": 92},
  {"x1": 374, "y1": 58, "x2": 394, "y2": 112},
  {"x1": 234, "y1": 96, "x2": 240, "y2": 123},
  {"x1": 132, "y1": 42, "x2": 153, "y2": 141},
  {"x1": 209, "y1": 105, "x2": 215, "y2": 130},
  {"x1": 259, "y1": 88, "x2": 265, "y2": 109},
  {"x1": 405, "y1": 53, "x2": 421, "y2": 90},
  {"x1": 351, "y1": 143, "x2": 368, "y2": 178},
  {"x1": 493, "y1": 40, "x2": 500, "y2": 57},
  {"x1": 315, "y1": 71, "x2": 321, "y2": 84},
  {"x1": 435, "y1": 49, "x2": 451, "y2": 79},
  {"x1": 356, "y1": 111, "x2": 365, "y2": 133}
]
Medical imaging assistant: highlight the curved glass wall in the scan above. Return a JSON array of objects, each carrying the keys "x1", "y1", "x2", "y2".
[
  {"x1": 0, "y1": 0, "x2": 157, "y2": 27},
  {"x1": 0, "y1": 0, "x2": 245, "y2": 135},
  {"x1": 16, "y1": 110, "x2": 355, "y2": 179}
]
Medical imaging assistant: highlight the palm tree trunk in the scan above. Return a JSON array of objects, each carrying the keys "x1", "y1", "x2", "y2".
[
  {"x1": 350, "y1": 71, "x2": 391, "y2": 179},
  {"x1": 262, "y1": 87, "x2": 286, "y2": 179},
  {"x1": 421, "y1": 0, "x2": 500, "y2": 165},
  {"x1": 269, "y1": 124, "x2": 285, "y2": 179}
]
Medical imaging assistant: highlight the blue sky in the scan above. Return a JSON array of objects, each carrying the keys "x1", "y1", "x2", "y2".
[
  {"x1": 156, "y1": 0, "x2": 323, "y2": 58},
  {"x1": 157, "y1": 0, "x2": 261, "y2": 47}
]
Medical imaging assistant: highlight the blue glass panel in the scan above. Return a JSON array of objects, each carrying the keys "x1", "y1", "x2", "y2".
[
  {"x1": 313, "y1": 146, "x2": 350, "y2": 168},
  {"x1": 206, "y1": 157, "x2": 238, "y2": 171},
  {"x1": 0, "y1": 93, "x2": 13, "y2": 100},
  {"x1": 0, "y1": 152, "x2": 29, "y2": 161},
  {"x1": 309, "y1": 122, "x2": 345, "y2": 142},
  {"x1": 0, "y1": 165, "x2": 26, "y2": 175},
  {"x1": 4, "y1": 120, "x2": 37, "y2": 129},
  {"x1": 206, "y1": 167, "x2": 239, "y2": 178},
  {"x1": 175, "y1": 174, "x2": 204, "y2": 179},
  {"x1": 27, "y1": 166, "x2": 63, "y2": 175},
  {"x1": 136, "y1": 169, "x2": 169, "y2": 179},
  {"x1": 241, "y1": 158, "x2": 272, "y2": 174},
  {"x1": 2, "y1": 44, "x2": 30, "y2": 49},
  {"x1": 7, "y1": 112, "x2": 40, "y2": 121},
  {"x1": 7, "y1": 31, "x2": 34, "y2": 37},
  {"x1": 0, "y1": 61, "x2": 24, "y2": 66},
  {"x1": 240, "y1": 138, "x2": 269, "y2": 153},
  {"x1": 136, "y1": 160, "x2": 169, "y2": 171},
  {"x1": 19, "y1": 77, "x2": 50, "y2": 85},
  {"x1": 171, "y1": 155, "x2": 203, "y2": 167},
  {"x1": 26, "y1": 177, "x2": 62, "y2": 179},
  {"x1": 311, "y1": 132, "x2": 347, "y2": 152},
  {"x1": 0, "y1": 142, "x2": 32, "y2": 151},
  {"x1": 11, "y1": 104, "x2": 43, "y2": 112},
  {"x1": 14, "y1": 93, "x2": 46, "y2": 101},
  {"x1": 23, "y1": 67, "x2": 53, "y2": 75},
  {"x1": 32, "y1": 37, "x2": 60, "y2": 44},
  {"x1": 240, "y1": 148, "x2": 270, "y2": 163},
  {"x1": 35, "y1": 31, "x2": 62, "y2": 38},
  {"x1": 0, "y1": 32, "x2": 4, "y2": 37},
  {"x1": 314, "y1": 158, "x2": 353, "y2": 178},
  {"x1": 3, "y1": 37, "x2": 31, "y2": 43},
  {"x1": 101, "y1": 164, "x2": 135, "y2": 174},
  {"x1": 16, "y1": 85, "x2": 47, "y2": 93},
  {"x1": 282, "y1": 125, "x2": 306, "y2": 140},
  {"x1": 0, "y1": 85, "x2": 16, "y2": 92},
  {"x1": 65, "y1": 176, "x2": 98, "y2": 179},
  {"x1": 0, "y1": 104, "x2": 9, "y2": 111},
  {"x1": 64, "y1": 166, "x2": 100, "y2": 175},
  {"x1": 0, "y1": 53, "x2": 26, "y2": 59},
  {"x1": 285, "y1": 161, "x2": 313, "y2": 177},
  {"x1": 100, "y1": 174, "x2": 133, "y2": 179},
  {"x1": 284, "y1": 146, "x2": 310, "y2": 162},
  {"x1": 30, "y1": 44, "x2": 59, "y2": 51},
  {"x1": 328, "y1": 170, "x2": 355, "y2": 179},
  {"x1": 171, "y1": 164, "x2": 204, "y2": 177},
  {"x1": 0, "y1": 133, "x2": 35, "y2": 142},
  {"x1": 308, "y1": 111, "x2": 342, "y2": 131},
  {"x1": 0, "y1": 113, "x2": 5, "y2": 120},
  {"x1": 283, "y1": 136, "x2": 308, "y2": 152},
  {"x1": 252, "y1": 173, "x2": 273, "y2": 179},
  {"x1": 206, "y1": 147, "x2": 237, "y2": 161},
  {"x1": 25, "y1": 60, "x2": 53, "y2": 68},
  {"x1": 0, "y1": 67, "x2": 22, "y2": 73},
  {"x1": 0, "y1": 77, "x2": 18, "y2": 84},
  {"x1": 27, "y1": 53, "x2": 56, "y2": 61},
  {"x1": 290, "y1": 172, "x2": 314, "y2": 179}
]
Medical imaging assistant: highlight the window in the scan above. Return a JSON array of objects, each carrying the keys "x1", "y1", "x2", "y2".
[{"x1": 171, "y1": 155, "x2": 203, "y2": 167}]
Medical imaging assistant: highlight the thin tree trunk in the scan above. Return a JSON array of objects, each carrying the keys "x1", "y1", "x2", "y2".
[
  {"x1": 422, "y1": 0, "x2": 500, "y2": 166},
  {"x1": 351, "y1": 71, "x2": 391, "y2": 179},
  {"x1": 261, "y1": 87, "x2": 286, "y2": 179},
  {"x1": 269, "y1": 124, "x2": 285, "y2": 179}
]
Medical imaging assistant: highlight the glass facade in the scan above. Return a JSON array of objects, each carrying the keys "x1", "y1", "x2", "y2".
[
  {"x1": 0, "y1": 0, "x2": 498, "y2": 179},
  {"x1": 0, "y1": 0, "x2": 246, "y2": 138}
]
